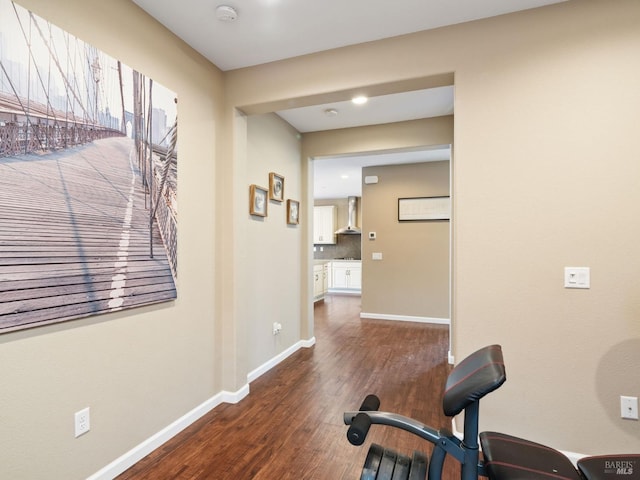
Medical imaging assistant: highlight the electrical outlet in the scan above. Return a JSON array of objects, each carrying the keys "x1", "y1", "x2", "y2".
[
  {"x1": 272, "y1": 322, "x2": 282, "y2": 335},
  {"x1": 75, "y1": 407, "x2": 91, "y2": 437},
  {"x1": 621, "y1": 396, "x2": 639, "y2": 420}
]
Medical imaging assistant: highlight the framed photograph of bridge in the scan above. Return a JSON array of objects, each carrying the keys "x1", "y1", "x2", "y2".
[{"x1": 0, "y1": 0, "x2": 178, "y2": 332}]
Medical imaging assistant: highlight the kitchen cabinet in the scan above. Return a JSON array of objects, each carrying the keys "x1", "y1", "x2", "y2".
[
  {"x1": 323, "y1": 262, "x2": 329, "y2": 292},
  {"x1": 330, "y1": 260, "x2": 361, "y2": 292},
  {"x1": 313, "y1": 262, "x2": 329, "y2": 302},
  {"x1": 313, "y1": 205, "x2": 336, "y2": 244}
]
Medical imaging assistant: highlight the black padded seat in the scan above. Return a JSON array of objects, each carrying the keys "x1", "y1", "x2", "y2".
[
  {"x1": 479, "y1": 432, "x2": 582, "y2": 480},
  {"x1": 578, "y1": 454, "x2": 640, "y2": 480}
]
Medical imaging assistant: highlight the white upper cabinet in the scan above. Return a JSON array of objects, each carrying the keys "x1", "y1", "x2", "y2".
[{"x1": 313, "y1": 206, "x2": 336, "y2": 244}]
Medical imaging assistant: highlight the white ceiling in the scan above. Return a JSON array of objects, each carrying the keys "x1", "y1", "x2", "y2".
[
  {"x1": 277, "y1": 86, "x2": 454, "y2": 134},
  {"x1": 131, "y1": 0, "x2": 565, "y2": 72},
  {"x1": 131, "y1": 0, "x2": 565, "y2": 197}
]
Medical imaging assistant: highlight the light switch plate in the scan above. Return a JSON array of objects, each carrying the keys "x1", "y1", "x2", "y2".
[
  {"x1": 564, "y1": 267, "x2": 590, "y2": 289},
  {"x1": 621, "y1": 396, "x2": 639, "y2": 420}
]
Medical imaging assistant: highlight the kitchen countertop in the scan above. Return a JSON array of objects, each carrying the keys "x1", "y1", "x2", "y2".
[
  {"x1": 313, "y1": 258, "x2": 362, "y2": 265},
  {"x1": 314, "y1": 258, "x2": 361, "y2": 264}
]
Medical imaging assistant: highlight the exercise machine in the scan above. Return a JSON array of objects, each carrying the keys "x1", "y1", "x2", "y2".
[{"x1": 343, "y1": 344, "x2": 639, "y2": 480}]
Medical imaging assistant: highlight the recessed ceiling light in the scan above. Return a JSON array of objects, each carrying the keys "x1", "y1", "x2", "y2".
[
  {"x1": 352, "y1": 96, "x2": 368, "y2": 105},
  {"x1": 216, "y1": 5, "x2": 238, "y2": 22},
  {"x1": 341, "y1": 174, "x2": 349, "y2": 179},
  {"x1": 324, "y1": 108, "x2": 338, "y2": 117}
]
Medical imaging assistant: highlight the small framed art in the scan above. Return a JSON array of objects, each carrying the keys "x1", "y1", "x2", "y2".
[
  {"x1": 250, "y1": 184, "x2": 268, "y2": 217},
  {"x1": 287, "y1": 199, "x2": 300, "y2": 225},
  {"x1": 269, "y1": 172, "x2": 285, "y2": 202}
]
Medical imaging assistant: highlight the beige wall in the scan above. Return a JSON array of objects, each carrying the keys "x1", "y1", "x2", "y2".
[
  {"x1": 245, "y1": 113, "x2": 303, "y2": 371},
  {"x1": 303, "y1": 116, "x2": 454, "y2": 159},
  {"x1": 2, "y1": 0, "x2": 224, "y2": 478},
  {"x1": 451, "y1": 2, "x2": 640, "y2": 452},
  {"x1": 3, "y1": 1, "x2": 640, "y2": 478},
  {"x1": 227, "y1": 0, "x2": 640, "y2": 454},
  {"x1": 361, "y1": 161, "x2": 450, "y2": 320}
]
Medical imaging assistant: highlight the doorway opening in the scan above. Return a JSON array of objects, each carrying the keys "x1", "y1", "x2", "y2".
[{"x1": 311, "y1": 144, "x2": 453, "y2": 361}]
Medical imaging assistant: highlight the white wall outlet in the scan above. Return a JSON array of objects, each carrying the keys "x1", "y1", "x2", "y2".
[
  {"x1": 74, "y1": 407, "x2": 91, "y2": 437},
  {"x1": 564, "y1": 267, "x2": 590, "y2": 289},
  {"x1": 372, "y1": 252, "x2": 382, "y2": 260},
  {"x1": 272, "y1": 322, "x2": 282, "y2": 335},
  {"x1": 448, "y1": 351, "x2": 455, "y2": 365},
  {"x1": 621, "y1": 396, "x2": 639, "y2": 420}
]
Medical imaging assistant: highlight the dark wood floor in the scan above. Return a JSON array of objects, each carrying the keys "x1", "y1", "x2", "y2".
[{"x1": 117, "y1": 295, "x2": 459, "y2": 479}]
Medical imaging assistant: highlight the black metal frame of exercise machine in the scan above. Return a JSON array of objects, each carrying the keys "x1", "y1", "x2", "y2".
[
  {"x1": 344, "y1": 344, "x2": 505, "y2": 480},
  {"x1": 343, "y1": 344, "x2": 640, "y2": 480}
]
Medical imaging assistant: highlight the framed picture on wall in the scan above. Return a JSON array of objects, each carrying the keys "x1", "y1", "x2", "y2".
[
  {"x1": 269, "y1": 172, "x2": 285, "y2": 202},
  {"x1": 398, "y1": 196, "x2": 450, "y2": 221},
  {"x1": 250, "y1": 184, "x2": 268, "y2": 217},
  {"x1": 0, "y1": 0, "x2": 179, "y2": 333},
  {"x1": 287, "y1": 199, "x2": 300, "y2": 225}
]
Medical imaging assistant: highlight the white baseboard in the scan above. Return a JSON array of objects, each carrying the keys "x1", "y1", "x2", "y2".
[
  {"x1": 247, "y1": 336, "x2": 316, "y2": 382},
  {"x1": 88, "y1": 386, "x2": 250, "y2": 480},
  {"x1": 89, "y1": 337, "x2": 316, "y2": 479},
  {"x1": 360, "y1": 312, "x2": 450, "y2": 325},
  {"x1": 327, "y1": 288, "x2": 361, "y2": 295}
]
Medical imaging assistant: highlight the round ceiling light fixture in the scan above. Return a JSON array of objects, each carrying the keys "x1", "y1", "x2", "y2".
[
  {"x1": 351, "y1": 95, "x2": 368, "y2": 105},
  {"x1": 216, "y1": 5, "x2": 238, "y2": 22},
  {"x1": 324, "y1": 108, "x2": 339, "y2": 117}
]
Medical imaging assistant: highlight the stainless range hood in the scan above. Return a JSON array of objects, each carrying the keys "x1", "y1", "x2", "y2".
[{"x1": 335, "y1": 196, "x2": 361, "y2": 235}]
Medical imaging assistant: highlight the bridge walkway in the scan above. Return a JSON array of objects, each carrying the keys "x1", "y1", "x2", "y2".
[{"x1": 0, "y1": 136, "x2": 176, "y2": 332}]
